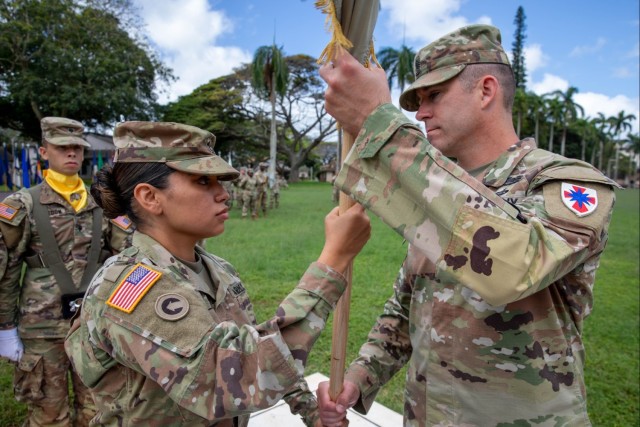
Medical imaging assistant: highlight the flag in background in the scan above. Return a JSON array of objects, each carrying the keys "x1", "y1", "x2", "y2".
[
  {"x1": 21, "y1": 144, "x2": 30, "y2": 188},
  {"x1": 5, "y1": 144, "x2": 13, "y2": 190},
  {"x1": 98, "y1": 150, "x2": 104, "y2": 170},
  {"x1": 0, "y1": 144, "x2": 5, "y2": 186},
  {"x1": 13, "y1": 147, "x2": 21, "y2": 188}
]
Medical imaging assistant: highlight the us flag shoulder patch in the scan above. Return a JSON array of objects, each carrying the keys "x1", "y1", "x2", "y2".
[
  {"x1": 0, "y1": 203, "x2": 18, "y2": 220},
  {"x1": 106, "y1": 263, "x2": 162, "y2": 313},
  {"x1": 111, "y1": 215, "x2": 132, "y2": 230},
  {"x1": 561, "y1": 182, "x2": 598, "y2": 217}
]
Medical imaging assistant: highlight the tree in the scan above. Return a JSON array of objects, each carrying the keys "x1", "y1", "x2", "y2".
[
  {"x1": 608, "y1": 110, "x2": 636, "y2": 180},
  {"x1": 548, "y1": 87, "x2": 584, "y2": 156},
  {"x1": 593, "y1": 112, "x2": 612, "y2": 170},
  {"x1": 0, "y1": 0, "x2": 173, "y2": 140},
  {"x1": 513, "y1": 88, "x2": 527, "y2": 137},
  {"x1": 251, "y1": 44, "x2": 288, "y2": 186},
  {"x1": 511, "y1": 6, "x2": 527, "y2": 89},
  {"x1": 162, "y1": 73, "x2": 253, "y2": 163},
  {"x1": 544, "y1": 97, "x2": 563, "y2": 153},
  {"x1": 163, "y1": 55, "x2": 337, "y2": 181},
  {"x1": 377, "y1": 44, "x2": 415, "y2": 107}
]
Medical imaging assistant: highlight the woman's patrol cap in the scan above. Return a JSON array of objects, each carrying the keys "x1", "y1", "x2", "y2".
[
  {"x1": 399, "y1": 24, "x2": 511, "y2": 112},
  {"x1": 41, "y1": 117, "x2": 91, "y2": 147},
  {"x1": 113, "y1": 121, "x2": 239, "y2": 180}
]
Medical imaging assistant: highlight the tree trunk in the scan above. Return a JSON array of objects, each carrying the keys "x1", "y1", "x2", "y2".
[
  {"x1": 548, "y1": 123, "x2": 554, "y2": 152},
  {"x1": 268, "y1": 72, "x2": 277, "y2": 189},
  {"x1": 598, "y1": 140, "x2": 604, "y2": 170},
  {"x1": 560, "y1": 126, "x2": 567, "y2": 156}
]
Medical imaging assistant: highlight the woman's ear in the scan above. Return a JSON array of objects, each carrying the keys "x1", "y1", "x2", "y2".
[{"x1": 133, "y1": 183, "x2": 162, "y2": 216}]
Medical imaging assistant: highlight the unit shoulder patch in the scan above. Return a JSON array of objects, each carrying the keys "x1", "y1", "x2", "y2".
[
  {"x1": 106, "y1": 263, "x2": 162, "y2": 313},
  {"x1": 560, "y1": 182, "x2": 598, "y2": 217}
]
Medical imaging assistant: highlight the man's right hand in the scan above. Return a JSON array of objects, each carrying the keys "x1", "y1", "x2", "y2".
[
  {"x1": 0, "y1": 327, "x2": 24, "y2": 362},
  {"x1": 316, "y1": 380, "x2": 360, "y2": 427}
]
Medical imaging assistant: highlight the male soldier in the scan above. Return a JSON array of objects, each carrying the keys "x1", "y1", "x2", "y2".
[
  {"x1": 233, "y1": 168, "x2": 246, "y2": 211},
  {"x1": 269, "y1": 172, "x2": 282, "y2": 209},
  {"x1": 239, "y1": 168, "x2": 258, "y2": 219},
  {"x1": 317, "y1": 25, "x2": 618, "y2": 425},
  {"x1": 254, "y1": 162, "x2": 269, "y2": 217},
  {"x1": 0, "y1": 117, "x2": 133, "y2": 426}
]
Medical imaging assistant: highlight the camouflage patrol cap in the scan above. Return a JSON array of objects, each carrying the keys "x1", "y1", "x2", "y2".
[
  {"x1": 40, "y1": 117, "x2": 91, "y2": 147},
  {"x1": 113, "y1": 121, "x2": 239, "y2": 180},
  {"x1": 399, "y1": 24, "x2": 511, "y2": 111}
]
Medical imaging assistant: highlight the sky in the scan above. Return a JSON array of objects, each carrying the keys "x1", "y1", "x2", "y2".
[{"x1": 133, "y1": 0, "x2": 640, "y2": 134}]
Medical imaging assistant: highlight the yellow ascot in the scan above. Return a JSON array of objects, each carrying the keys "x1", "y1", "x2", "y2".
[{"x1": 44, "y1": 169, "x2": 87, "y2": 211}]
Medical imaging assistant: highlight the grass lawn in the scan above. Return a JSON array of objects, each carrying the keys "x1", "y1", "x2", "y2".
[{"x1": 1, "y1": 182, "x2": 637, "y2": 426}]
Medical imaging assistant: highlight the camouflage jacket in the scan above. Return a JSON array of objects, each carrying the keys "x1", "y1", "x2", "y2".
[
  {"x1": 336, "y1": 104, "x2": 617, "y2": 426},
  {"x1": 65, "y1": 231, "x2": 347, "y2": 426},
  {"x1": 254, "y1": 170, "x2": 268, "y2": 192},
  {"x1": 239, "y1": 175, "x2": 258, "y2": 195},
  {"x1": 0, "y1": 181, "x2": 133, "y2": 338}
]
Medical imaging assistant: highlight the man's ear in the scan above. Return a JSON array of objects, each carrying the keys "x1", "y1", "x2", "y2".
[
  {"x1": 133, "y1": 183, "x2": 162, "y2": 216},
  {"x1": 38, "y1": 145, "x2": 48, "y2": 161},
  {"x1": 479, "y1": 75, "x2": 499, "y2": 108}
]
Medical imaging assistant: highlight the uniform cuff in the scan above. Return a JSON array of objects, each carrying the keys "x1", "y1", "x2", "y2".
[{"x1": 297, "y1": 262, "x2": 347, "y2": 307}]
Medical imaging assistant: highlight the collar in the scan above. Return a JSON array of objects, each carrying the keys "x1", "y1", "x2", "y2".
[
  {"x1": 480, "y1": 138, "x2": 538, "y2": 188},
  {"x1": 131, "y1": 232, "x2": 236, "y2": 307}
]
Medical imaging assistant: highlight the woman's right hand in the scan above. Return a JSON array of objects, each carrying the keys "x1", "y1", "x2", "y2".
[{"x1": 318, "y1": 204, "x2": 371, "y2": 274}]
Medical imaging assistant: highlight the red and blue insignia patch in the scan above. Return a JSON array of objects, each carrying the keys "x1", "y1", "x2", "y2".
[
  {"x1": 561, "y1": 183, "x2": 598, "y2": 217},
  {"x1": 106, "y1": 263, "x2": 162, "y2": 313},
  {"x1": 111, "y1": 215, "x2": 132, "y2": 230},
  {"x1": 0, "y1": 203, "x2": 18, "y2": 220}
]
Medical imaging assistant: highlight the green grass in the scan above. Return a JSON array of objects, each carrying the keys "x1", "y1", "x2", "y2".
[{"x1": 1, "y1": 183, "x2": 637, "y2": 426}]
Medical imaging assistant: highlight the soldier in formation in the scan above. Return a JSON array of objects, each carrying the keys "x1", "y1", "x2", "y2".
[
  {"x1": 317, "y1": 24, "x2": 618, "y2": 426},
  {"x1": 64, "y1": 121, "x2": 371, "y2": 426},
  {"x1": 239, "y1": 168, "x2": 258, "y2": 219},
  {"x1": 0, "y1": 117, "x2": 133, "y2": 426},
  {"x1": 254, "y1": 162, "x2": 269, "y2": 217}
]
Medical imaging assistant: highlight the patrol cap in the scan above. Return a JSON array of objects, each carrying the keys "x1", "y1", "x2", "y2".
[
  {"x1": 40, "y1": 117, "x2": 91, "y2": 147},
  {"x1": 112, "y1": 121, "x2": 239, "y2": 180},
  {"x1": 399, "y1": 24, "x2": 511, "y2": 112}
]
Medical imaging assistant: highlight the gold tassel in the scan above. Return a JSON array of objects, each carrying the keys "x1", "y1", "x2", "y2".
[{"x1": 315, "y1": 0, "x2": 353, "y2": 65}]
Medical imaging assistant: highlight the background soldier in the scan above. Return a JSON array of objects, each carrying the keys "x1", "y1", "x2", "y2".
[
  {"x1": 269, "y1": 172, "x2": 282, "y2": 209},
  {"x1": 239, "y1": 168, "x2": 258, "y2": 219},
  {"x1": 0, "y1": 117, "x2": 132, "y2": 426},
  {"x1": 254, "y1": 162, "x2": 269, "y2": 217}
]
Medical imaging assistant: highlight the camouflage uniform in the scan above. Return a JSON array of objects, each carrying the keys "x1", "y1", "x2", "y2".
[
  {"x1": 239, "y1": 172, "x2": 258, "y2": 218},
  {"x1": 0, "y1": 117, "x2": 134, "y2": 427},
  {"x1": 254, "y1": 164, "x2": 269, "y2": 217},
  {"x1": 65, "y1": 230, "x2": 346, "y2": 426},
  {"x1": 0, "y1": 171, "x2": 133, "y2": 424},
  {"x1": 269, "y1": 174, "x2": 281, "y2": 209},
  {"x1": 333, "y1": 25, "x2": 618, "y2": 426}
]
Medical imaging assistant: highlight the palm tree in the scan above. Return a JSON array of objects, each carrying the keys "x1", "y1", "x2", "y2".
[
  {"x1": 544, "y1": 96, "x2": 564, "y2": 153},
  {"x1": 608, "y1": 110, "x2": 637, "y2": 180},
  {"x1": 527, "y1": 92, "x2": 545, "y2": 144},
  {"x1": 549, "y1": 87, "x2": 584, "y2": 156},
  {"x1": 513, "y1": 88, "x2": 527, "y2": 138},
  {"x1": 571, "y1": 117, "x2": 598, "y2": 162},
  {"x1": 251, "y1": 45, "x2": 289, "y2": 185},
  {"x1": 377, "y1": 44, "x2": 415, "y2": 108},
  {"x1": 593, "y1": 113, "x2": 612, "y2": 170}
]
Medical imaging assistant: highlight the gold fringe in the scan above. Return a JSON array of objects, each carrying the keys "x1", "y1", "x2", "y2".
[
  {"x1": 315, "y1": 0, "x2": 353, "y2": 65},
  {"x1": 316, "y1": 0, "x2": 379, "y2": 69}
]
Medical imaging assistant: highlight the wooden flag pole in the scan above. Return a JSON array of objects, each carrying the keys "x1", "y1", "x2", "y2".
[{"x1": 329, "y1": 129, "x2": 356, "y2": 400}]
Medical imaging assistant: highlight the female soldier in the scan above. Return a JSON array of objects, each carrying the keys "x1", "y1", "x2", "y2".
[{"x1": 64, "y1": 121, "x2": 370, "y2": 426}]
